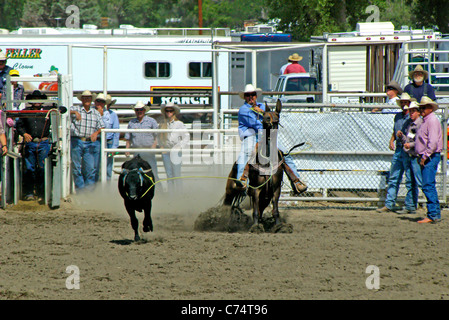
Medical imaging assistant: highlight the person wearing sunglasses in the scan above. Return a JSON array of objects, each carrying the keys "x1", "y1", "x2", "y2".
[
  {"x1": 158, "y1": 102, "x2": 189, "y2": 193},
  {"x1": 414, "y1": 97, "x2": 443, "y2": 223},
  {"x1": 236, "y1": 84, "x2": 307, "y2": 195},
  {"x1": 124, "y1": 101, "x2": 159, "y2": 182}
]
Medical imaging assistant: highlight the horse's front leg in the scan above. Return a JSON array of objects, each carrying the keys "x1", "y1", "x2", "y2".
[
  {"x1": 252, "y1": 190, "x2": 262, "y2": 226},
  {"x1": 271, "y1": 195, "x2": 281, "y2": 225}
]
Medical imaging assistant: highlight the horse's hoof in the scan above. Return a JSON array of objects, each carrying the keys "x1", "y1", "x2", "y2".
[
  {"x1": 134, "y1": 234, "x2": 141, "y2": 241},
  {"x1": 250, "y1": 223, "x2": 265, "y2": 234},
  {"x1": 143, "y1": 226, "x2": 152, "y2": 233},
  {"x1": 272, "y1": 223, "x2": 293, "y2": 234}
]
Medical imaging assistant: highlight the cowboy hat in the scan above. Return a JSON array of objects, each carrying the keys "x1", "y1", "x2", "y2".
[
  {"x1": 409, "y1": 65, "x2": 429, "y2": 81},
  {"x1": 418, "y1": 96, "x2": 438, "y2": 111},
  {"x1": 405, "y1": 101, "x2": 419, "y2": 110},
  {"x1": 77, "y1": 90, "x2": 97, "y2": 101},
  {"x1": 26, "y1": 90, "x2": 47, "y2": 101},
  {"x1": 0, "y1": 52, "x2": 6, "y2": 61},
  {"x1": 288, "y1": 53, "x2": 303, "y2": 62},
  {"x1": 239, "y1": 84, "x2": 262, "y2": 99},
  {"x1": 396, "y1": 92, "x2": 416, "y2": 106},
  {"x1": 161, "y1": 102, "x2": 180, "y2": 115},
  {"x1": 106, "y1": 94, "x2": 117, "y2": 107},
  {"x1": 386, "y1": 80, "x2": 403, "y2": 95},
  {"x1": 95, "y1": 93, "x2": 107, "y2": 102},
  {"x1": 133, "y1": 100, "x2": 150, "y2": 112}
]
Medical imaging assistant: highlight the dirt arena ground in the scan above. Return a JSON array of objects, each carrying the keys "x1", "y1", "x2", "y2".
[{"x1": 1, "y1": 179, "x2": 449, "y2": 300}]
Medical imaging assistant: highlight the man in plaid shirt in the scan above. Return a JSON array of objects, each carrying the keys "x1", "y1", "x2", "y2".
[{"x1": 70, "y1": 90, "x2": 105, "y2": 191}]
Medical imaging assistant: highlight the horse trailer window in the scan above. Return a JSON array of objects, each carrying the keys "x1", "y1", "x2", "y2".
[
  {"x1": 144, "y1": 62, "x2": 170, "y2": 78},
  {"x1": 189, "y1": 62, "x2": 212, "y2": 78}
]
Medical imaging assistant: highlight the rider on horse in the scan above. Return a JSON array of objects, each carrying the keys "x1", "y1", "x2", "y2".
[{"x1": 235, "y1": 84, "x2": 307, "y2": 195}]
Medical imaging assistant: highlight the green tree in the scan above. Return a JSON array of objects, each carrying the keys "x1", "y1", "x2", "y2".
[
  {"x1": 0, "y1": 0, "x2": 27, "y2": 30},
  {"x1": 409, "y1": 0, "x2": 449, "y2": 33}
]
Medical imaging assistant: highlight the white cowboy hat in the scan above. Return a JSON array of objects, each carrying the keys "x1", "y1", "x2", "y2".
[
  {"x1": 288, "y1": 53, "x2": 303, "y2": 62},
  {"x1": 77, "y1": 90, "x2": 97, "y2": 102},
  {"x1": 106, "y1": 94, "x2": 117, "y2": 107},
  {"x1": 133, "y1": 100, "x2": 150, "y2": 112},
  {"x1": 239, "y1": 84, "x2": 262, "y2": 99},
  {"x1": 418, "y1": 96, "x2": 438, "y2": 111},
  {"x1": 396, "y1": 92, "x2": 416, "y2": 106},
  {"x1": 95, "y1": 93, "x2": 107, "y2": 102},
  {"x1": 405, "y1": 101, "x2": 419, "y2": 110},
  {"x1": 161, "y1": 102, "x2": 180, "y2": 115},
  {"x1": 409, "y1": 65, "x2": 429, "y2": 81},
  {"x1": 0, "y1": 52, "x2": 6, "y2": 61}
]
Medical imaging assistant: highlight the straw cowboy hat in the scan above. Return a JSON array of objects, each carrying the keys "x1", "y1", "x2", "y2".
[
  {"x1": 0, "y1": 51, "x2": 6, "y2": 60},
  {"x1": 409, "y1": 65, "x2": 429, "y2": 81},
  {"x1": 386, "y1": 80, "x2": 403, "y2": 95},
  {"x1": 26, "y1": 90, "x2": 47, "y2": 101},
  {"x1": 239, "y1": 84, "x2": 262, "y2": 99},
  {"x1": 288, "y1": 53, "x2": 303, "y2": 62},
  {"x1": 133, "y1": 100, "x2": 150, "y2": 112},
  {"x1": 106, "y1": 94, "x2": 117, "y2": 107},
  {"x1": 396, "y1": 92, "x2": 416, "y2": 106},
  {"x1": 161, "y1": 101, "x2": 180, "y2": 115},
  {"x1": 405, "y1": 101, "x2": 419, "y2": 110},
  {"x1": 77, "y1": 90, "x2": 97, "y2": 101},
  {"x1": 418, "y1": 96, "x2": 438, "y2": 111},
  {"x1": 95, "y1": 93, "x2": 107, "y2": 102}
]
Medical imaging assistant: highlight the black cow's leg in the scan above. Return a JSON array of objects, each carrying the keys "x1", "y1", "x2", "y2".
[
  {"x1": 142, "y1": 202, "x2": 153, "y2": 233},
  {"x1": 125, "y1": 202, "x2": 140, "y2": 241}
]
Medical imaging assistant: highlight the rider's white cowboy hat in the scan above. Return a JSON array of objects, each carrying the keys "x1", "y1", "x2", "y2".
[
  {"x1": 409, "y1": 65, "x2": 429, "y2": 81},
  {"x1": 239, "y1": 84, "x2": 262, "y2": 99},
  {"x1": 418, "y1": 96, "x2": 438, "y2": 111},
  {"x1": 161, "y1": 102, "x2": 180, "y2": 116}
]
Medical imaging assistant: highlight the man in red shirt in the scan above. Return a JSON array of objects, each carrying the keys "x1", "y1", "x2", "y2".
[{"x1": 284, "y1": 53, "x2": 306, "y2": 74}]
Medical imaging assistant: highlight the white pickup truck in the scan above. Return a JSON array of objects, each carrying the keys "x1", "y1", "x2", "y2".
[{"x1": 263, "y1": 73, "x2": 319, "y2": 104}]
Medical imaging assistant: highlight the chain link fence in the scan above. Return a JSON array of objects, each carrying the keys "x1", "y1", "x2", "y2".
[{"x1": 274, "y1": 104, "x2": 449, "y2": 209}]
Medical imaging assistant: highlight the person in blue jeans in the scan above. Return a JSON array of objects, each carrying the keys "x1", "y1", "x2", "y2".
[
  {"x1": 396, "y1": 101, "x2": 423, "y2": 214},
  {"x1": 415, "y1": 97, "x2": 443, "y2": 223},
  {"x1": 377, "y1": 92, "x2": 416, "y2": 213},
  {"x1": 15, "y1": 90, "x2": 51, "y2": 201},
  {"x1": 236, "y1": 84, "x2": 307, "y2": 194},
  {"x1": 70, "y1": 90, "x2": 105, "y2": 191}
]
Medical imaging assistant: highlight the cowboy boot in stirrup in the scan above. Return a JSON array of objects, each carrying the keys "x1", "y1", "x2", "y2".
[
  {"x1": 291, "y1": 179, "x2": 307, "y2": 195},
  {"x1": 236, "y1": 162, "x2": 250, "y2": 191}
]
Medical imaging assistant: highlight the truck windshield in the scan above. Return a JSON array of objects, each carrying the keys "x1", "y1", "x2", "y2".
[{"x1": 285, "y1": 78, "x2": 317, "y2": 92}]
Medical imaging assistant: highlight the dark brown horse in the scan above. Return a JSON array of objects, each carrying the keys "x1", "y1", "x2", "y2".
[{"x1": 224, "y1": 100, "x2": 285, "y2": 231}]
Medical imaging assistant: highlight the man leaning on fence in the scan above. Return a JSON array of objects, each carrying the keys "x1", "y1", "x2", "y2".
[{"x1": 377, "y1": 87, "x2": 417, "y2": 214}]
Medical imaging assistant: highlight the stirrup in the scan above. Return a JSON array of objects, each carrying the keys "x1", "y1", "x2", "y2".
[{"x1": 293, "y1": 179, "x2": 307, "y2": 194}]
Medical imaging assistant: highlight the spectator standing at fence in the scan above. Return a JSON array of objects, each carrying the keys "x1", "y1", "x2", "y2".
[
  {"x1": 1, "y1": 69, "x2": 25, "y2": 110},
  {"x1": 70, "y1": 90, "x2": 105, "y2": 191},
  {"x1": 15, "y1": 90, "x2": 51, "y2": 201},
  {"x1": 158, "y1": 102, "x2": 189, "y2": 193},
  {"x1": 283, "y1": 53, "x2": 306, "y2": 74},
  {"x1": 381, "y1": 81, "x2": 403, "y2": 113},
  {"x1": 236, "y1": 84, "x2": 307, "y2": 194},
  {"x1": 415, "y1": 96, "x2": 443, "y2": 223},
  {"x1": 396, "y1": 101, "x2": 423, "y2": 214},
  {"x1": 404, "y1": 65, "x2": 436, "y2": 103},
  {"x1": 377, "y1": 93, "x2": 415, "y2": 213},
  {"x1": 94, "y1": 93, "x2": 120, "y2": 181},
  {"x1": 125, "y1": 101, "x2": 159, "y2": 182},
  {"x1": 279, "y1": 56, "x2": 292, "y2": 75},
  {"x1": 0, "y1": 52, "x2": 13, "y2": 92}
]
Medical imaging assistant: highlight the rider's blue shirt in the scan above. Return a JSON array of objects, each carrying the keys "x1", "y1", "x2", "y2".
[{"x1": 238, "y1": 102, "x2": 265, "y2": 141}]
